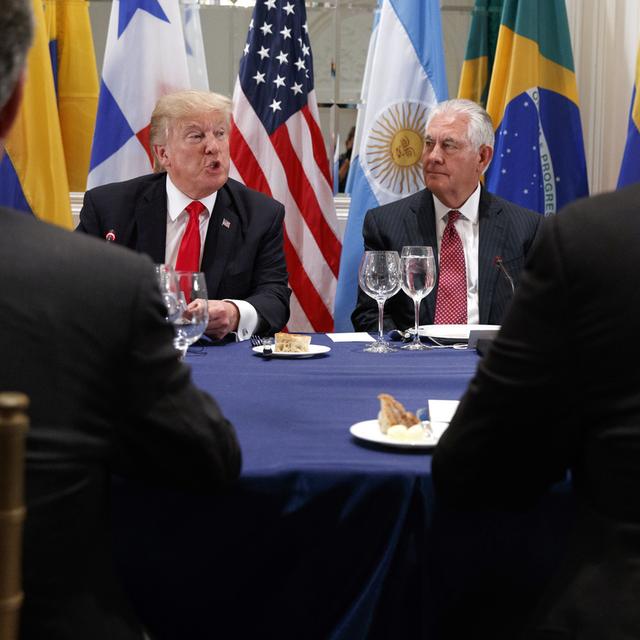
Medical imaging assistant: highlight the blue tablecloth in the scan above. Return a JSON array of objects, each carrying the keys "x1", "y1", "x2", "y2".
[{"x1": 113, "y1": 335, "x2": 573, "y2": 640}]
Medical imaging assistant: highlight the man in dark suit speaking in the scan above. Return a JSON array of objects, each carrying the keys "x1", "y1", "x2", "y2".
[
  {"x1": 77, "y1": 90, "x2": 291, "y2": 341},
  {"x1": 351, "y1": 99, "x2": 541, "y2": 332},
  {"x1": 0, "y1": 2, "x2": 241, "y2": 637}
]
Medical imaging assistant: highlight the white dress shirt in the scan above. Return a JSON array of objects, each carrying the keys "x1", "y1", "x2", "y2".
[
  {"x1": 433, "y1": 184, "x2": 481, "y2": 324},
  {"x1": 164, "y1": 175, "x2": 258, "y2": 340}
]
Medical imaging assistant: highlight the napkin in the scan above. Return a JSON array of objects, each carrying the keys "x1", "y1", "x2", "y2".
[
  {"x1": 325, "y1": 332, "x2": 376, "y2": 343},
  {"x1": 427, "y1": 400, "x2": 459, "y2": 438}
]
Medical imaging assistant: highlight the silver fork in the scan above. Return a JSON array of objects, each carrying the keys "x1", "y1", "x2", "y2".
[{"x1": 250, "y1": 335, "x2": 263, "y2": 347}]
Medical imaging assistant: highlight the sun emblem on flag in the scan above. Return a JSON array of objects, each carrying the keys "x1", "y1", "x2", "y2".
[{"x1": 364, "y1": 101, "x2": 429, "y2": 197}]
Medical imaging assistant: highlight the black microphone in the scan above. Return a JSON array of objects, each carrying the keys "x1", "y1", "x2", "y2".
[{"x1": 494, "y1": 256, "x2": 515, "y2": 294}]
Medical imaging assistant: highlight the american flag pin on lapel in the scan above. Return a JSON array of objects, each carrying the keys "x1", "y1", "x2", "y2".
[{"x1": 222, "y1": 218, "x2": 231, "y2": 229}]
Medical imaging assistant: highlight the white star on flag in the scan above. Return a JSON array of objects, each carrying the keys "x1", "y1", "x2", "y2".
[
  {"x1": 273, "y1": 75, "x2": 286, "y2": 88},
  {"x1": 276, "y1": 51, "x2": 288, "y2": 64},
  {"x1": 283, "y1": 2, "x2": 295, "y2": 15},
  {"x1": 257, "y1": 45, "x2": 270, "y2": 59},
  {"x1": 260, "y1": 22, "x2": 272, "y2": 36},
  {"x1": 280, "y1": 26, "x2": 291, "y2": 39},
  {"x1": 253, "y1": 71, "x2": 266, "y2": 84},
  {"x1": 269, "y1": 99, "x2": 282, "y2": 112}
]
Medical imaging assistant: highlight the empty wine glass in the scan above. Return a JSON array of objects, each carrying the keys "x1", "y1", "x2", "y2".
[
  {"x1": 358, "y1": 250, "x2": 402, "y2": 353},
  {"x1": 400, "y1": 246, "x2": 436, "y2": 350},
  {"x1": 173, "y1": 271, "x2": 209, "y2": 359},
  {"x1": 154, "y1": 264, "x2": 181, "y2": 324}
]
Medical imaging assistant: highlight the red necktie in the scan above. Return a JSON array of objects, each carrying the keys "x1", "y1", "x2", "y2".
[
  {"x1": 434, "y1": 210, "x2": 467, "y2": 324},
  {"x1": 175, "y1": 201, "x2": 206, "y2": 272}
]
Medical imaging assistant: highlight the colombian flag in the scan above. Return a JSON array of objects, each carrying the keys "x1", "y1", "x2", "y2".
[
  {"x1": 617, "y1": 43, "x2": 640, "y2": 188},
  {"x1": 457, "y1": 0, "x2": 504, "y2": 107},
  {"x1": 0, "y1": 0, "x2": 72, "y2": 228},
  {"x1": 46, "y1": 0, "x2": 99, "y2": 192},
  {"x1": 485, "y1": 0, "x2": 588, "y2": 215}
]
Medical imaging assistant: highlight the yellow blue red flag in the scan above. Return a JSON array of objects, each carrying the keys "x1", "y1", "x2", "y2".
[
  {"x1": 618, "y1": 43, "x2": 640, "y2": 188},
  {"x1": 45, "y1": 0, "x2": 99, "y2": 192},
  {"x1": 486, "y1": 0, "x2": 588, "y2": 215},
  {"x1": 0, "y1": 0, "x2": 72, "y2": 228},
  {"x1": 458, "y1": 0, "x2": 504, "y2": 107}
]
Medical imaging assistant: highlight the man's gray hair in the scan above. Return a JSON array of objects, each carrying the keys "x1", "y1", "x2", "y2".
[
  {"x1": 0, "y1": 0, "x2": 33, "y2": 110},
  {"x1": 426, "y1": 99, "x2": 495, "y2": 151}
]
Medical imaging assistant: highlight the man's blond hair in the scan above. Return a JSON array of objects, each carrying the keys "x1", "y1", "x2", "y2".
[{"x1": 150, "y1": 90, "x2": 232, "y2": 172}]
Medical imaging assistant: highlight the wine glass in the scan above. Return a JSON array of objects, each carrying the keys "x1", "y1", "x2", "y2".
[
  {"x1": 173, "y1": 271, "x2": 209, "y2": 359},
  {"x1": 154, "y1": 264, "x2": 181, "y2": 324},
  {"x1": 358, "y1": 250, "x2": 402, "y2": 353},
  {"x1": 400, "y1": 246, "x2": 436, "y2": 350}
]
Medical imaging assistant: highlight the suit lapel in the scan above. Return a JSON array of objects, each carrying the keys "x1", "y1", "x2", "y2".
[
  {"x1": 477, "y1": 188, "x2": 506, "y2": 323},
  {"x1": 412, "y1": 191, "x2": 438, "y2": 322},
  {"x1": 201, "y1": 183, "x2": 243, "y2": 298},
  {"x1": 134, "y1": 175, "x2": 168, "y2": 264}
]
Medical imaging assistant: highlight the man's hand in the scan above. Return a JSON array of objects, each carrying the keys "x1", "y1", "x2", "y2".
[{"x1": 205, "y1": 300, "x2": 240, "y2": 340}]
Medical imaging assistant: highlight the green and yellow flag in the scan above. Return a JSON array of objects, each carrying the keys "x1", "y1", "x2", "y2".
[
  {"x1": 457, "y1": 0, "x2": 504, "y2": 107},
  {"x1": 485, "y1": 0, "x2": 588, "y2": 215}
]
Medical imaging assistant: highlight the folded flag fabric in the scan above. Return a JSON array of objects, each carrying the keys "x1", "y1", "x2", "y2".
[
  {"x1": 457, "y1": 0, "x2": 504, "y2": 107},
  {"x1": 485, "y1": 0, "x2": 588, "y2": 215},
  {"x1": 334, "y1": 0, "x2": 448, "y2": 331},
  {"x1": 0, "y1": 0, "x2": 72, "y2": 228},
  {"x1": 617, "y1": 43, "x2": 640, "y2": 188},
  {"x1": 88, "y1": 0, "x2": 190, "y2": 188},
  {"x1": 230, "y1": 0, "x2": 341, "y2": 332}
]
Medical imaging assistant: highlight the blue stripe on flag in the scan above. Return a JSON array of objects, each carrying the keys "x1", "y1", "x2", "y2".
[
  {"x1": 618, "y1": 86, "x2": 640, "y2": 188},
  {"x1": 388, "y1": 0, "x2": 448, "y2": 102},
  {"x1": 334, "y1": 160, "x2": 381, "y2": 331},
  {"x1": 0, "y1": 155, "x2": 34, "y2": 215},
  {"x1": 89, "y1": 80, "x2": 136, "y2": 171}
]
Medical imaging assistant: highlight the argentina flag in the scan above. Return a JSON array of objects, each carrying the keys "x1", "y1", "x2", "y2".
[
  {"x1": 334, "y1": 0, "x2": 448, "y2": 330},
  {"x1": 618, "y1": 43, "x2": 640, "y2": 188},
  {"x1": 485, "y1": 0, "x2": 588, "y2": 215}
]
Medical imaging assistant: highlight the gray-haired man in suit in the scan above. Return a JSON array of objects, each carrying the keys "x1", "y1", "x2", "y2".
[{"x1": 351, "y1": 98, "x2": 541, "y2": 332}]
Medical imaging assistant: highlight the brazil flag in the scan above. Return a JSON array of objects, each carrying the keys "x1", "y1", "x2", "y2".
[
  {"x1": 458, "y1": 0, "x2": 504, "y2": 108},
  {"x1": 485, "y1": 0, "x2": 588, "y2": 215}
]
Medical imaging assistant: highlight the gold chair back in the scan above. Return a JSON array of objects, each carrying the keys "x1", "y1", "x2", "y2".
[{"x1": 0, "y1": 392, "x2": 28, "y2": 640}]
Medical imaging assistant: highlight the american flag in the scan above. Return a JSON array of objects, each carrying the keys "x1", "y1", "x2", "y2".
[{"x1": 230, "y1": 0, "x2": 341, "y2": 332}]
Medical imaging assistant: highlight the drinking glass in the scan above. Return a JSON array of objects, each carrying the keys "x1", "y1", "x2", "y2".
[
  {"x1": 173, "y1": 271, "x2": 209, "y2": 358},
  {"x1": 358, "y1": 250, "x2": 402, "y2": 353},
  {"x1": 400, "y1": 246, "x2": 436, "y2": 350},
  {"x1": 154, "y1": 264, "x2": 181, "y2": 324}
]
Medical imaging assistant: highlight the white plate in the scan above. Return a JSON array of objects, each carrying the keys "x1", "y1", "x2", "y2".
[
  {"x1": 417, "y1": 324, "x2": 500, "y2": 342},
  {"x1": 252, "y1": 344, "x2": 331, "y2": 358},
  {"x1": 349, "y1": 419, "x2": 441, "y2": 449}
]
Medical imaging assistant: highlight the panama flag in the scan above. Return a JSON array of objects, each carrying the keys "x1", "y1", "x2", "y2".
[
  {"x1": 485, "y1": 0, "x2": 588, "y2": 215},
  {"x1": 182, "y1": 1, "x2": 209, "y2": 91},
  {"x1": 617, "y1": 42, "x2": 640, "y2": 188},
  {"x1": 333, "y1": 0, "x2": 448, "y2": 331},
  {"x1": 87, "y1": 0, "x2": 190, "y2": 189}
]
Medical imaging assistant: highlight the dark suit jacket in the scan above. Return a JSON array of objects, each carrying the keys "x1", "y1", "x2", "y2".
[
  {"x1": 433, "y1": 184, "x2": 640, "y2": 639},
  {"x1": 77, "y1": 173, "x2": 291, "y2": 336},
  {"x1": 351, "y1": 187, "x2": 541, "y2": 331},
  {"x1": 0, "y1": 209, "x2": 241, "y2": 640}
]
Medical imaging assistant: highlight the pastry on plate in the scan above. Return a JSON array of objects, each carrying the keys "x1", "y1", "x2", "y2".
[
  {"x1": 274, "y1": 332, "x2": 311, "y2": 353},
  {"x1": 377, "y1": 393, "x2": 419, "y2": 434}
]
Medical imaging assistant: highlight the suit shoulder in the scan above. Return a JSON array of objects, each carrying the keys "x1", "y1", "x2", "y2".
[
  {"x1": 0, "y1": 209, "x2": 152, "y2": 274},
  {"x1": 367, "y1": 189, "x2": 426, "y2": 218},
  {"x1": 84, "y1": 172, "x2": 164, "y2": 200}
]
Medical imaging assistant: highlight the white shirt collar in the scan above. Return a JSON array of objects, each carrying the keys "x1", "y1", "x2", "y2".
[
  {"x1": 165, "y1": 174, "x2": 217, "y2": 221},
  {"x1": 432, "y1": 183, "x2": 481, "y2": 223}
]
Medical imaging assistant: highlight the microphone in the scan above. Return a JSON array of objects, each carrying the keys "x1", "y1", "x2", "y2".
[
  {"x1": 105, "y1": 229, "x2": 116, "y2": 242},
  {"x1": 494, "y1": 256, "x2": 515, "y2": 294}
]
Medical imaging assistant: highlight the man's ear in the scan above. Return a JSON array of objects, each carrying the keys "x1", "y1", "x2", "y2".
[
  {"x1": 478, "y1": 144, "x2": 493, "y2": 172},
  {"x1": 0, "y1": 73, "x2": 25, "y2": 140},
  {"x1": 153, "y1": 144, "x2": 170, "y2": 169}
]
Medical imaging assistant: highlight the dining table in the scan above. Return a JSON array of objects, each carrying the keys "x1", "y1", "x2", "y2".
[{"x1": 112, "y1": 333, "x2": 575, "y2": 640}]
